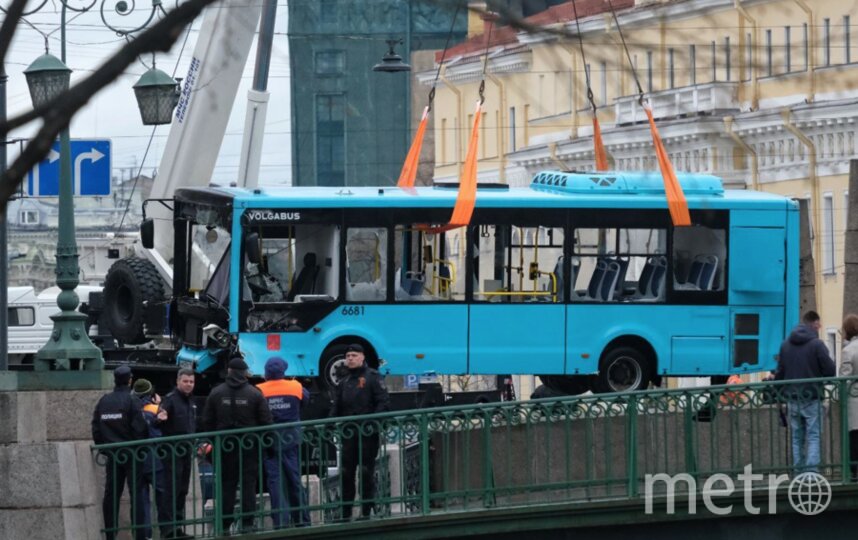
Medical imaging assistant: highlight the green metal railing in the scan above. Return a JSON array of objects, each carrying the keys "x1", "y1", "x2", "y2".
[{"x1": 92, "y1": 376, "x2": 858, "y2": 538}]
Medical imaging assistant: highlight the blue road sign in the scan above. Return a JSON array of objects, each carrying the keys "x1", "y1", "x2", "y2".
[
  {"x1": 404, "y1": 374, "x2": 419, "y2": 390},
  {"x1": 26, "y1": 139, "x2": 111, "y2": 197}
]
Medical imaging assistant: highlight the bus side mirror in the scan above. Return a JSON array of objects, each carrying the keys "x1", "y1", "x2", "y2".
[
  {"x1": 140, "y1": 218, "x2": 154, "y2": 249},
  {"x1": 245, "y1": 233, "x2": 261, "y2": 264},
  {"x1": 423, "y1": 245, "x2": 433, "y2": 263}
]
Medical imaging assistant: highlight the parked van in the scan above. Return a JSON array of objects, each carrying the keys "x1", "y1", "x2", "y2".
[{"x1": 7, "y1": 286, "x2": 102, "y2": 365}]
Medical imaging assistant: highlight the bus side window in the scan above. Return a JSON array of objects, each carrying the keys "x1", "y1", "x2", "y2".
[
  {"x1": 472, "y1": 224, "x2": 564, "y2": 303},
  {"x1": 394, "y1": 225, "x2": 465, "y2": 302},
  {"x1": 345, "y1": 227, "x2": 387, "y2": 302},
  {"x1": 572, "y1": 227, "x2": 666, "y2": 302},
  {"x1": 672, "y1": 226, "x2": 727, "y2": 292}
]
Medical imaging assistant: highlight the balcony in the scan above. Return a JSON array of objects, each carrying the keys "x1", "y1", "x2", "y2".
[{"x1": 615, "y1": 82, "x2": 740, "y2": 126}]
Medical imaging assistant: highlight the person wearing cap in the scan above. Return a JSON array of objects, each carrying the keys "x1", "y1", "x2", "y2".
[
  {"x1": 329, "y1": 343, "x2": 390, "y2": 520},
  {"x1": 157, "y1": 368, "x2": 197, "y2": 539},
  {"x1": 202, "y1": 355, "x2": 272, "y2": 533},
  {"x1": 92, "y1": 365, "x2": 149, "y2": 540},
  {"x1": 132, "y1": 379, "x2": 168, "y2": 540},
  {"x1": 256, "y1": 357, "x2": 310, "y2": 528}
]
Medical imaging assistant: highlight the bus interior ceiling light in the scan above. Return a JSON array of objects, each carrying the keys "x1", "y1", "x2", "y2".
[{"x1": 373, "y1": 39, "x2": 411, "y2": 73}]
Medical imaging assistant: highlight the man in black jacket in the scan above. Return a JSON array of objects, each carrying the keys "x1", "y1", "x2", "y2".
[
  {"x1": 92, "y1": 365, "x2": 148, "y2": 540},
  {"x1": 329, "y1": 344, "x2": 390, "y2": 520},
  {"x1": 202, "y1": 356, "x2": 272, "y2": 533},
  {"x1": 774, "y1": 310, "x2": 836, "y2": 473},
  {"x1": 157, "y1": 368, "x2": 197, "y2": 539}
]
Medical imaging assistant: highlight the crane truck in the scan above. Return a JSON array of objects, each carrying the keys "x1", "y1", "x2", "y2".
[{"x1": 93, "y1": 0, "x2": 508, "y2": 405}]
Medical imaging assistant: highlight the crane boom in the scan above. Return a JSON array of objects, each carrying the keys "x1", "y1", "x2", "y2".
[{"x1": 148, "y1": 0, "x2": 264, "y2": 277}]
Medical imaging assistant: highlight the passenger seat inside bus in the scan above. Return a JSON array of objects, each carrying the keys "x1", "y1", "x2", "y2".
[
  {"x1": 287, "y1": 252, "x2": 320, "y2": 301},
  {"x1": 632, "y1": 255, "x2": 667, "y2": 301},
  {"x1": 684, "y1": 254, "x2": 719, "y2": 290}
]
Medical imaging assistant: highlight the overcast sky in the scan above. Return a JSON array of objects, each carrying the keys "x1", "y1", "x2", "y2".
[{"x1": 6, "y1": 1, "x2": 293, "y2": 186}]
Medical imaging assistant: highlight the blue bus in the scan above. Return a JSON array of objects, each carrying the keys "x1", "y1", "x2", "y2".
[{"x1": 139, "y1": 170, "x2": 798, "y2": 394}]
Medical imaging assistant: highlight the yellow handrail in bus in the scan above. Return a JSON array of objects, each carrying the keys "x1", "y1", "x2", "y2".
[
  {"x1": 479, "y1": 271, "x2": 558, "y2": 302},
  {"x1": 424, "y1": 258, "x2": 457, "y2": 298}
]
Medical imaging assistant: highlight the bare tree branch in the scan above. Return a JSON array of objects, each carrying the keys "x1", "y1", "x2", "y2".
[
  {"x1": 0, "y1": 0, "x2": 29, "y2": 66},
  {"x1": 0, "y1": 0, "x2": 222, "y2": 203}
]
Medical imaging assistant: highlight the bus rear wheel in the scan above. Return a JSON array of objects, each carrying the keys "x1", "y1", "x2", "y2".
[
  {"x1": 593, "y1": 346, "x2": 651, "y2": 393},
  {"x1": 539, "y1": 375, "x2": 590, "y2": 396}
]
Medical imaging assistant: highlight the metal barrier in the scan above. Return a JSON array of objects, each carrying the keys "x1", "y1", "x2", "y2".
[{"x1": 92, "y1": 376, "x2": 858, "y2": 538}]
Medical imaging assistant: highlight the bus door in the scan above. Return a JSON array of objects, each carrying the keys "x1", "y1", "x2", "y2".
[
  {"x1": 351, "y1": 221, "x2": 468, "y2": 376},
  {"x1": 468, "y1": 221, "x2": 566, "y2": 375},
  {"x1": 727, "y1": 224, "x2": 787, "y2": 372}
]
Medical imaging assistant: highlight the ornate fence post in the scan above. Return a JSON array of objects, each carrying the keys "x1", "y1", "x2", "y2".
[
  {"x1": 627, "y1": 393, "x2": 639, "y2": 497},
  {"x1": 419, "y1": 412, "x2": 431, "y2": 515}
]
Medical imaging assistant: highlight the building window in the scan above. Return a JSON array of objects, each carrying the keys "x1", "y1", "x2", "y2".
[
  {"x1": 711, "y1": 41, "x2": 717, "y2": 81},
  {"x1": 766, "y1": 29, "x2": 773, "y2": 76},
  {"x1": 785, "y1": 26, "x2": 791, "y2": 72},
  {"x1": 845, "y1": 15, "x2": 851, "y2": 63},
  {"x1": 314, "y1": 50, "x2": 344, "y2": 76},
  {"x1": 509, "y1": 107, "x2": 516, "y2": 152},
  {"x1": 316, "y1": 94, "x2": 345, "y2": 186},
  {"x1": 690, "y1": 44, "x2": 696, "y2": 85},
  {"x1": 803, "y1": 23, "x2": 809, "y2": 69},
  {"x1": 19, "y1": 210, "x2": 37, "y2": 224},
  {"x1": 823, "y1": 192, "x2": 835, "y2": 274},
  {"x1": 668, "y1": 48, "x2": 675, "y2": 88},
  {"x1": 746, "y1": 33, "x2": 752, "y2": 80},
  {"x1": 646, "y1": 52, "x2": 653, "y2": 92},
  {"x1": 724, "y1": 37, "x2": 731, "y2": 81},
  {"x1": 826, "y1": 329, "x2": 838, "y2": 362},
  {"x1": 824, "y1": 18, "x2": 831, "y2": 66},
  {"x1": 319, "y1": 0, "x2": 336, "y2": 25},
  {"x1": 600, "y1": 61, "x2": 607, "y2": 105}
]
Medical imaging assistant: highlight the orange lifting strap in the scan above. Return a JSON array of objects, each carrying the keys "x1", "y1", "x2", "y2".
[
  {"x1": 606, "y1": 0, "x2": 690, "y2": 226},
  {"x1": 418, "y1": 101, "x2": 482, "y2": 234},
  {"x1": 644, "y1": 103, "x2": 691, "y2": 226},
  {"x1": 592, "y1": 116, "x2": 609, "y2": 171},
  {"x1": 396, "y1": 106, "x2": 429, "y2": 188}
]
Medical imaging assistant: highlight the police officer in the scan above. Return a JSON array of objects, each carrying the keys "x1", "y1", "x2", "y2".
[
  {"x1": 257, "y1": 357, "x2": 310, "y2": 527},
  {"x1": 91, "y1": 365, "x2": 149, "y2": 540},
  {"x1": 329, "y1": 344, "x2": 390, "y2": 520},
  {"x1": 202, "y1": 356, "x2": 272, "y2": 533},
  {"x1": 157, "y1": 368, "x2": 197, "y2": 539}
]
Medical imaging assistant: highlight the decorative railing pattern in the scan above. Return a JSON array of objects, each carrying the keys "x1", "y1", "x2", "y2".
[{"x1": 92, "y1": 376, "x2": 858, "y2": 537}]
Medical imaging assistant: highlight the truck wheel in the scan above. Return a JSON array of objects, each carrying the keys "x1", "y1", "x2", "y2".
[
  {"x1": 593, "y1": 346, "x2": 651, "y2": 393},
  {"x1": 103, "y1": 257, "x2": 164, "y2": 344}
]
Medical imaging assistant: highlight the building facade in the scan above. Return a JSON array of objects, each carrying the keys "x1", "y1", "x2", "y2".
[
  {"x1": 421, "y1": 0, "x2": 858, "y2": 392},
  {"x1": 287, "y1": 0, "x2": 467, "y2": 187}
]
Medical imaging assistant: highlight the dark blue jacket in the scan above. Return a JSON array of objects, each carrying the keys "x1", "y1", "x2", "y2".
[
  {"x1": 92, "y1": 386, "x2": 148, "y2": 445},
  {"x1": 140, "y1": 397, "x2": 164, "y2": 474},
  {"x1": 774, "y1": 324, "x2": 836, "y2": 399}
]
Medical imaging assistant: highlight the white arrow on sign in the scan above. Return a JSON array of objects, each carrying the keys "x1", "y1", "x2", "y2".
[
  {"x1": 31, "y1": 148, "x2": 60, "y2": 196},
  {"x1": 74, "y1": 147, "x2": 105, "y2": 195}
]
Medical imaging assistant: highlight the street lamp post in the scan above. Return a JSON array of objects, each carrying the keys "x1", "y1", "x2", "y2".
[{"x1": 13, "y1": 0, "x2": 179, "y2": 370}]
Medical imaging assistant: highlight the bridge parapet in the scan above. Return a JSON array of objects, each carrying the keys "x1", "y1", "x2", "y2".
[{"x1": 92, "y1": 376, "x2": 858, "y2": 537}]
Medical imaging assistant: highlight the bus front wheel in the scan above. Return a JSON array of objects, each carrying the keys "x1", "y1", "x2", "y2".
[
  {"x1": 319, "y1": 344, "x2": 350, "y2": 392},
  {"x1": 593, "y1": 346, "x2": 651, "y2": 393}
]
